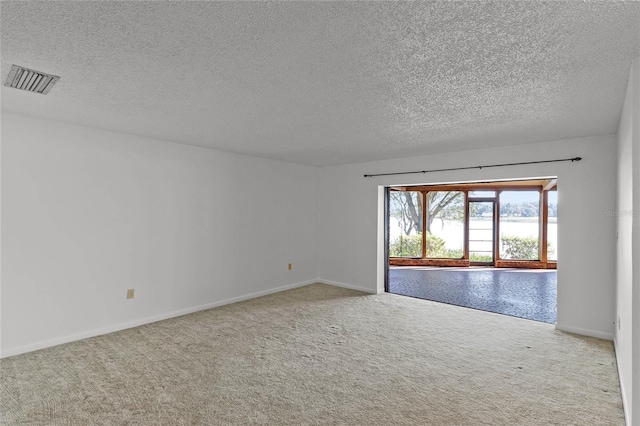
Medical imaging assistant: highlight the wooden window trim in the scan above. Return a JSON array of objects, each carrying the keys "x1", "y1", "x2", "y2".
[
  {"x1": 540, "y1": 189, "x2": 549, "y2": 263},
  {"x1": 389, "y1": 180, "x2": 557, "y2": 269},
  {"x1": 421, "y1": 191, "x2": 427, "y2": 259}
]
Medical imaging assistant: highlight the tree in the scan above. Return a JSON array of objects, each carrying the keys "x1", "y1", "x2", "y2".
[
  {"x1": 426, "y1": 191, "x2": 464, "y2": 231},
  {"x1": 389, "y1": 191, "x2": 422, "y2": 235},
  {"x1": 389, "y1": 190, "x2": 464, "y2": 234}
]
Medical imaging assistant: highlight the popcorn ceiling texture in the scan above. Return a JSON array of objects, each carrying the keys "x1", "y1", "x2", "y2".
[{"x1": 1, "y1": 2, "x2": 639, "y2": 166}]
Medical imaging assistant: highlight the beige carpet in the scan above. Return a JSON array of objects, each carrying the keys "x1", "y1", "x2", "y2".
[{"x1": 0, "y1": 284, "x2": 624, "y2": 425}]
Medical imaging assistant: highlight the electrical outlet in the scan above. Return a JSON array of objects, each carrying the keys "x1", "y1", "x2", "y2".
[
  {"x1": 127, "y1": 289, "x2": 135, "y2": 299},
  {"x1": 288, "y1": 263, "x2": 292, "y2": 271}
]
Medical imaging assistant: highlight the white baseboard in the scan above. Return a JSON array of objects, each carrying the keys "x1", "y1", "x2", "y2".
[
  {"x1": 555, "y1": 323, "x2": 614, "y2": 341},
  {"x1": 0, "y1": 279, "x2": 317, "y2": 359},
  {"x1": 613, "y1": 338, "x2": 631, "y2": 426},
  {"x1": 317, "y1": 279, "x2": 377, "y2": 294}
]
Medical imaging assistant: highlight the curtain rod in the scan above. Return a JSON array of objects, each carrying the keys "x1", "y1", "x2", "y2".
[{"x1": 363, "y1": 156, "x2": 582, "y2": 178}]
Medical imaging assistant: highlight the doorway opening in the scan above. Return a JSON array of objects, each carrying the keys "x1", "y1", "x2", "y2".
[
  {"x1": 468, "y1": 199, "x2": 495, "y2": 264},
  {"x1": 385, "y1": 178, "x2": 558, "y2": 323}
]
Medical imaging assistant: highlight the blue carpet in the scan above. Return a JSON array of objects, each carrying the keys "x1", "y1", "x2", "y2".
[{"x1": 388, "y1": 268, "x2": 557, "y2": 324}]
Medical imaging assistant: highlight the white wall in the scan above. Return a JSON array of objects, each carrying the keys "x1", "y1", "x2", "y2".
[
  {"x1": 318, "y1": 135, "x2": 618, "y2": 340},
  {"x1": 0, "y1": 113, "x2": 318, "y2": 357},
  {"x1": 615, "y1": 57, "x2": 640, "y2": 426},
  {"x1": 0, "y1": 105, "x2": 628, "y2": 387}
]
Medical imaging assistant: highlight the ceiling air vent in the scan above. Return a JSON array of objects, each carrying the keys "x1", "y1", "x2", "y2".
[{"x1": 4, "y1": 64, "x2": 60, "y2": 94}]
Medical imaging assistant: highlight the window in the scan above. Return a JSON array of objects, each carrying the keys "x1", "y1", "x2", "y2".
[
  {"x1": 426, "y1": 191, "x2": 464, "y2": 258},
  {"x1": 468, "y1": 190, "x2": 496, "y2": 198},
  {"x1": 389, "y1": 191, "x2": 423, "y2": 257},
  {"x1": 469, "y1": 200, "x2": 494, "y2": 262},
  {"x1": 387, "y1": 179, "x2": 557, "y2": 268},
  {"x1": 499, "y1": 191, "x2": 540, "y2": 260}
]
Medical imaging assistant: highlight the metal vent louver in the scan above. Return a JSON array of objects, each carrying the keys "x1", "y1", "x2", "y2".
[{"x1": 4, "y1": 64, "x2": 59, "y2": 94}]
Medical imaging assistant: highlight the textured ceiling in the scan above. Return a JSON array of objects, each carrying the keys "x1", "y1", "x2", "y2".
[{"x1": 2, "y1": 2, "x2": 639, "y2": 166}]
